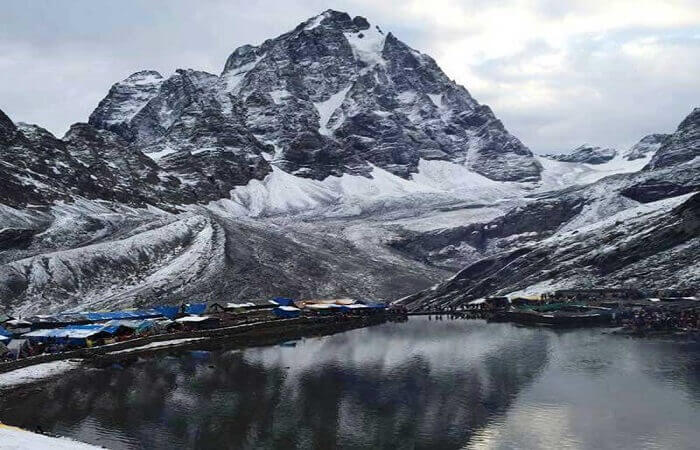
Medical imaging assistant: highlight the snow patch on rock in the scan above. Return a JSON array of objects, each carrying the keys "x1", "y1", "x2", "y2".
[
  {"x1": 344, "y1": 24, "x2": 386, "y2": 69},
  {"x1": 314, "y1": 85, "x2": 352, "y2": 135}
]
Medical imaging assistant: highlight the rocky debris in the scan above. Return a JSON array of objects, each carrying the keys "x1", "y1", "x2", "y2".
[
  {"x1": 620, "y1": 167, "x2": 700, "y2": 203},
  {"x1": 391, "y1": 154, "x2": 699, "y2": 272},
  {"x1": 0, "y1": 228, "x2": 35, "y2": 250},
  {"x1": 544, "y1": 144, "x2": 617, "y2": 164},
  {"x1": 0, "y1": 213, "x2": 224, "y2": 314},
  {"x1": 646, "y1": 107, "x2": 700, "y2": 170},
  {"x1": 388, "y1": 195, "x2": 585, "y2": 270},
  {"x1": 624, "y1": 134, "x2": 669, "y2": 160},
  {"x1": 401, "y1": 192, "x2": 700, "y2": 311},
  {"x1": 0, "y1": 207, "x2": 447, "y2": 315},
  {"x1": 0, "y1": 112, "x2": 80, "y2": 207}
]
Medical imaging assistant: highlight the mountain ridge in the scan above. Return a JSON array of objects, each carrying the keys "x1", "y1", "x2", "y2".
[{"x1": 0, "y1": 10, "x2": 697, "y2": 314}]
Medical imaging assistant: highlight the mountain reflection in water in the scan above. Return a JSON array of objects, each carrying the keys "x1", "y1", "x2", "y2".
[{"x1": 1, "y1": 318, "x2": 699, "y2": 449}]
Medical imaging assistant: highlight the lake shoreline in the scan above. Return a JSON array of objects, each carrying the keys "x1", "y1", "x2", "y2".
[{"x1": 0, "y1": 313, "x2": 396, "y2": 394}]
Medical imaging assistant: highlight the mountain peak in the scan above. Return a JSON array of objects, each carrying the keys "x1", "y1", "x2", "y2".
[
  {"x1": 645, "y1": 107, "x2": 700, "y2": 170},
  {"x1": 544, "y1": 144, "x2": 617, "y2": 164},
  {"x1": 624, "y1": 133, "x2": 669, "y2": 161},
  {"x1": 88, "y1": 70, "x2": 165, "y2": 133},
  {"x1": 300, "y1": 10, "x2": 369, "y2": 32},
  {"x1": 88, "y1": 10, "x2": 541, "y2": 182},
  {"x1": 123, "y1": 70, "x2": 163, "y2": 84}
]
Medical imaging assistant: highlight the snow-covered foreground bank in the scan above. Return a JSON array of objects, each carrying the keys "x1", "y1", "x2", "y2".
[
  {"x1": 0, "y1": 423, "x2": 101, "y2": 449},
  {"x1": 0, "y1": 360, "x2": 82, "y2": 389}
]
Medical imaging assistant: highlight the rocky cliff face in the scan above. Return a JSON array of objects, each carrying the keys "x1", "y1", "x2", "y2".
[
  {"x1": 88, "y1": 9, "x2": 541, "y2": 183},
  {"x1": 624, "y1": 134, "x2": 669, "y2": 160},
  {"x1": 397, "y1": 109, "x2": 700, "y2": 309},
  {"x1": 401, "y1": 190, "x2": 700, "y2": 310},
  {"x1": 4, "y1": 9, "x2": 541, "y2": 212},
  {"x1": 0, "y1": 10, "x2": 697, "y2": 314},
  {"x1": 646, "y1": 108, "x2": 700, "y2": 170},
  {"x1": 544, "y1": 144, "x2": 617, "y2": 164}
]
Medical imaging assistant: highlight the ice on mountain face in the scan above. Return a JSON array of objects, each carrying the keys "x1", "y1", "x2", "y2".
[
  {"x1": 304, "y1": 11, "x2": 332, "y2": 30},
  {"x1": 223, "y1": 164, "x2": 444, "y2": 218},
  {"x1": 89, "y1": 71, "x2": 164, "y2": 128},
  {"x1": 645, "y1": 108, "x2": 700, "y2": 170},
  {"x1": 427, "y1": 94, "x2": 442, "y2": 108},
  {"x1": 145, "y1": 146, "x2": 177, "y2": 161},
  {"x1": 226, "y1": 167, "x2": 341, "y2": 217},
  {"x1": 544, "y1": 144, "x2": 617, "y2": 164},
  {"x1": 205, "y1": 144, "x2": 667, "y2": 219},
  {"x1": 220, "y1": 158, "x2": 535, "y2": 218},
  {"x1": 624, "y1": 134, "x2": 669, "y2": 160},
  {"x1": 314, "y1": 85, "x2": 352, "y2": 135},
  {"x1": 269, "y1": 89, "x2": 291, "y2": 105},
  {"x1": 222, "y1": 54, "x2": 265, "y2": 93},
  {"x1": 344, "y1": 24, "x2": 386, "y2": 69},
  {"x1": 534, "y1": 152, "x2": 652, "y2": 191},
  {"x1": 411, "y1": 160, "x2": 521, "y2": 202}
]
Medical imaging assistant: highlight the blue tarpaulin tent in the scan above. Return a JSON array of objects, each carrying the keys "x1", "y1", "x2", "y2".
[
  {"x1": 184, "y1": 303, "x2": 207, "y2": 315},
  {"x1": 0, "y1": 325, "x2": 11, "y2": 338},
  {"x1": 272, "y1": 297, "x2": 295, "y2": 307},
  {"x1": 155, "y1": 305, "x2": 179, "y2": 320},
  {"x1": 104, "y1": 319, "x2": 155, "y2": 335},
  {"x1": 24, "y1": 326, "x2": 111, "y2": 346},
  {"x1": 366, "y1": 303, "x2": 387, "y2": 310},
  {"x1": 273, "y1": 306, "x2": 301, "y2": 319},
  {"x1": 82, "y1": 309, "x2": 163, "y2": 322}
]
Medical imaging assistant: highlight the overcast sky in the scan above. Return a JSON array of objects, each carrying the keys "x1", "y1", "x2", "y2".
[{"x1": 2, "y1": 0, "x2": 698, "y2": 153}]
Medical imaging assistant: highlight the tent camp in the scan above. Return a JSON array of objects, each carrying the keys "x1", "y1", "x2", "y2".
[
  {"x1": 103, "y1": 319, "x2": 156, "y2": 335},
  {"x1": 23, "y1": 325, "x2": 116, "y2": 347},
  {"x1": 273, "y1": 306, "x2": 301, "y2": 318},
  {"x1": 183, "y1": 303, "x2": 207, "y2": 315},
  {"x1": 175, "y1": 315, "x2": 220, "y2": 329},
  {"x1": 270, "y1": 297, "x2": 295, "y2": 307},
  {"x1": 0, "y1": 325, "x2": 11, "y2": 339},
  {"x1": 4, "y1": 319, "x2": 31, "y2": 328},
  {"x1": 6, "y1": 339, "x2": 32, "y2": 359},
  {"x1": 154, "y1": 305, "x2": 179, "y2": 319}
]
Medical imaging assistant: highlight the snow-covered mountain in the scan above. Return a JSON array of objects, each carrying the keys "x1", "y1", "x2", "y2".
[
  {"x1": 544, "y1": 144, "x2": 617, "y2": 164},
  {"x1": 89, "y1": 10, "x2": 541, "y2": 184},
  {"x1": 645, "y1": 107, "x2": 700, "y2": 170},
  {"x1": 0, "y1": 10, "x2": 697, "y2": 314},
  {"x1": 624, "y1": 134, "x2": 669, "y2": 160},
  {"x1": 400, "y1": 108, "x2": 700, "y2": 309}
]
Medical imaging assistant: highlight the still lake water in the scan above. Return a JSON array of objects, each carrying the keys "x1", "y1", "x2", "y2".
[{"x1": 1, "y1": 317, "x2": 700, "y2": 449}]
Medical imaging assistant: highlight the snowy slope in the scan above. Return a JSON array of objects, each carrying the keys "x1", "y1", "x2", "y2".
[
  {"x1": 205, "y1": 153, "x2": 652, "y2": 218},
  {"x1": 0, "y1": 424, "x2": 100, "y2": 450}
]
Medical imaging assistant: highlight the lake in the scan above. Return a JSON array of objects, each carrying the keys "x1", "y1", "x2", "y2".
[{"x1": 1, "y1": 317, "x2": 699, "y2": 449}]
